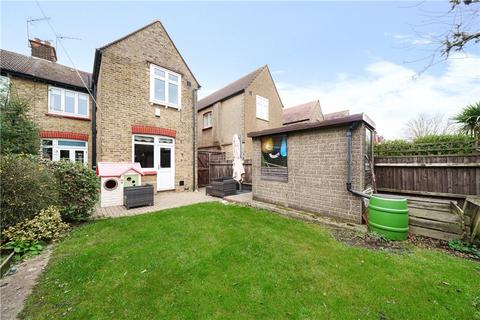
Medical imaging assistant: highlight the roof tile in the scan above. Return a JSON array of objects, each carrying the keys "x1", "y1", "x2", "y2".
[{"x1": 0, "y1": 49, "x2": 91, "y2": 89}]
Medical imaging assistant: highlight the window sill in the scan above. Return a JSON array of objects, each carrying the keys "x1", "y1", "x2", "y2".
[
  {"x1": 150, "y1": 100, "x2": 181, "y2": 110},
  {"x1": 202, "y1": 126, "x2": 212, "y2": 131},
  {"x1": 143, "y1": 171, "x2": 157, "y2": 175},
  {"x1": 46, "y1": 113, "x2": 90, "y2": 121},
  {"x1": 256, "y1": 117, "x2": 269, "y2": 122}
]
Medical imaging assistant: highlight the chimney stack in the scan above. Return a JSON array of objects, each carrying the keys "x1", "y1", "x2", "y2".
[{"x1": 29, "y1": 38, "x2": 57, "y2": 62}]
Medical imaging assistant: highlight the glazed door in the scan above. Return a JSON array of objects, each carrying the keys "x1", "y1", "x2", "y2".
[{"x1": 156, "y1": 145, "x2": 175, "y2": 191}]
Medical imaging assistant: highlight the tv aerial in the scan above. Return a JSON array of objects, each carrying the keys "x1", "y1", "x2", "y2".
[{"x1": 26, "y1": 17, "x2": 51, "y2": 45}]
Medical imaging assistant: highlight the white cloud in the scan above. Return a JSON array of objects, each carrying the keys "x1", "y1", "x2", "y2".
[
  {"x1": 277, "y1": 54, "x2": 480, "y2": 139},
  {"x1": 385, "y1": 32, "x2": 434, "y2": 46}
]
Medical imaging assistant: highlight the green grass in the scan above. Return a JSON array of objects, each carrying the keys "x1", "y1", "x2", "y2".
[{"x1": 21, "y1": 202, "x2": 479, "y2": 319}]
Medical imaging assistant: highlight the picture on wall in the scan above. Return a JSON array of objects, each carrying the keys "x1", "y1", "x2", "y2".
[{"x1": 261, "y1": 134, "x2": 287, "y2": 168}]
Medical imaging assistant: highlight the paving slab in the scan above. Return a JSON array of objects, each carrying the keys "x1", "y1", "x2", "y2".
[{"x1": 93, "y1": 188, "x2": 220, "y2": 219}]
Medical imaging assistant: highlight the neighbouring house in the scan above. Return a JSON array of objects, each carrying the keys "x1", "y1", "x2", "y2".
[
  {"x1": 197, "y1": 65, "x2": 283, "y2": 160},
  {"x1": 92, "y1": 20, "x2": 200, "y2": 192},
  {"x1": 0, "y1": 41, "x2": 93, "y2": 164},
  {"x1": 282, "y1": 100, "x2": 323, "y2": 125},
  {"x1": 248, "y1": 113, "x2": 375, "y2": 223},
  {"x1": 324, "y1": 109, "x2": 349, "y2": 120}
]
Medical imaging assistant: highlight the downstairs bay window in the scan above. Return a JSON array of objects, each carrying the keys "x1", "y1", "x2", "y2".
[{"x1": 41, "y1": 139, "x2": 88, "y2": 164}]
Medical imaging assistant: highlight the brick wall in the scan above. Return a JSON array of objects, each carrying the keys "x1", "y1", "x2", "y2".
[
  {"x1": 96, "y1": 21, "x2": 198, "y2": 192},
  {"x1": 252, "y1": 124, "x2": 366, "y2": 223},
  {"x1": 9, "y1": 76, "x2": 93, "y2": 164}
]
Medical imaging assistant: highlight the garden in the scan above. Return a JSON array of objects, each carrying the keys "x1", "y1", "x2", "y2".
[
  {"x1": 0, "y1": 94, "x2": 99, "y2": 265},
  {"x1": 18, "y1": 203, "x2": 480, "y2": 319}
]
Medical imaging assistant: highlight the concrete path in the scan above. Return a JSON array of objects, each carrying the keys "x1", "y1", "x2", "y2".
[
  {"x1": 0, "y1": 248, "x2": 52, "y2": 320},
  {"x1": 93, "y1": 188, "x2": 220, "y2": 219}
]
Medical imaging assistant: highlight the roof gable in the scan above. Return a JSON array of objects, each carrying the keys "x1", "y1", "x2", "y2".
[
  {"x1": 93, "y1": 20, "x2": 199, "y2": 87},
  {"x1": 283, "y1": 100, "x2": 321, "y2": 125},
  {"x1": 197, "y1": 65, "x2": 266, "y2": 111}
]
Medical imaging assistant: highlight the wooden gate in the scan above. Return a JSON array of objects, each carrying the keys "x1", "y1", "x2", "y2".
[{"x1": 197, "y1": 151, "x2": 225, "y2": 187}]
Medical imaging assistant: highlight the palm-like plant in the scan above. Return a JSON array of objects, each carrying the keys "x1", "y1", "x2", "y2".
[{"x1": 453, "y1": 102, "x2": 480, "y2": 140}]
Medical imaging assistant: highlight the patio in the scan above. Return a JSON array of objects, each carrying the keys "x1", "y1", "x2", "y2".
[{"x1": 93, "y1": 188, "x2": 220, "y2": 219}]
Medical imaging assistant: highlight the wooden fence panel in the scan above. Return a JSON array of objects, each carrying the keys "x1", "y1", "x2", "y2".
[
  {"x1": 374, "y1": 155, "x2": 480, "y2": 198},
  {"x1": 210, "y1": 159, "x2": 252, "y2": 185}
]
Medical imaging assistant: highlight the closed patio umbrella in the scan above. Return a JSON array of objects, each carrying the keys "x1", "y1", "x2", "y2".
[{"x1": 232, "y1": 134, "x2": 245, "y2": 190}]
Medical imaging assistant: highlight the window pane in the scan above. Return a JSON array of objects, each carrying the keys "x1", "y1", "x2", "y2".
[
  {"x1": 58, "y1": 140, "x2": 86, "y2": 147},
  {"x1": 60, "y1": 150, "x2": 70, "y2": 160},
  {"x1": 42, "y1": 148, "x2": 52, "y2": 160},
  {"x1": 160, "y1": 148, "x2": 171, "y2": 168},
  {"x1": 158, "y1": 138, "x2": 173, "y2": 144},
  {"x1": 78, "y1": 94, "x2": 88, "y2": 115},
  {"x1": 154, "y1": 79, "x2": 165, "y2": 101},
  {"x1": 42, "y1": 139, "x2": 53, "y2": 146},
  {"x1": 0, "y1": 75, "x2": 10, "y2": 98},
  {"x1": 168, "y1": 73, "x2": 178, "y2": 82},
  {"x1": 75, "y1": 150, "x2": 84, "y2": 163},
  {"x1": 65, "y1": 91, "x2": 75, "y2": 113},
  {"x1": 50, "y1": 89, "x2": 62, "y2": 111},
  {"x1": 134, "y1": 144, "x2": 154, "y2": 168},
  {"x1": 134, "y1": 135, "x2": 154, "y2": 143},
  {"x1": 168, "y1": 83, "x2": 178, "y2": 105},
  {"x1": 154, "y1": 68, "x2": 165, "y2": 78}
]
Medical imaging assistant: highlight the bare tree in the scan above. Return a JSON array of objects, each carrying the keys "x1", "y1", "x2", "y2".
[
  {"x1": 402, "y1": 113, "x2": 457, "y2": 140},
  {"x1": 442, "y1": 0, "x2": 480, "y2": 56}
]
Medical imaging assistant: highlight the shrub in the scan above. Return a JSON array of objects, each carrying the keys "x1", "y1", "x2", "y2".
[
  {"x1": 51, "y1": 160, "x2": 99, "y2": 221},
  {"x1": 0, "y1": 94, "x2": 40, "y2": 155},
  {"x1": 374, "y1": 134, "x2": 477, "y2": 156},
  {"x1": 3, "y1": 206, "x2": 69, "y2": 243},
  {"x1": 413, "y1": 134, "x2": 474, "y2": 144},
  {"x1": 0, "y1": 155, "x2": 58, "y2": 231}
]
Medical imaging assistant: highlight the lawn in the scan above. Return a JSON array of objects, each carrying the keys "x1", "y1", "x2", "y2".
[{"x1": 21, "y1": 202, "x2": 479, "y2": 319}]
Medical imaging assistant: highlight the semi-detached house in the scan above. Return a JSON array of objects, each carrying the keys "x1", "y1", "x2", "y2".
[{"x1": 0, "y1": 21, "x2": 199, "y2": 192}]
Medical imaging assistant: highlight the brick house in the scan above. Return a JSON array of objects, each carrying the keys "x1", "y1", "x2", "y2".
[
  {"x1": 197, "y1": 65, "x2": 283, "y2": 160},
  {"x1": 1, "y1": 21, "x2": 199, "y2": 193},
  {"x1": 0, "y1": 41, "x2": 93, "y2": 164},
  {"x1": 248, "y1": 114, "x2": 375, "y2": 223},
  {"x1": 92, "y1": 21, "x2": 200, "y2": 192}
]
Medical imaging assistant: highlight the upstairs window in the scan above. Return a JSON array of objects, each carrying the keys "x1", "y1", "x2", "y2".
[
  {"x1": 256, "y1": 95, "x2": 269, "y2": 121},
  {"x1": 150, "y1": 64, "x2": 181, "y2": 108},
  {"x1": 48, "y1": 86, "x2": 89, "y2": 118},
  {"x1": 203, "y1": 112, "x2": 212, "y2": 129}
]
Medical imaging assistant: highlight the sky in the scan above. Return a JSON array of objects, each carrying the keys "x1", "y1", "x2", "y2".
[{"x1": 1, "y1": 1, "x2": 479, "y2": 139}]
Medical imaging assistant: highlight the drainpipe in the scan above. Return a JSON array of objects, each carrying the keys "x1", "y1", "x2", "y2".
[
  {"x1": 91, "y1": 82, "x2": 97, "y2": 169},
  {"x1": 192, "y1": 87, "x2": 198, "y2": 191},
  {"x1": 346, "y1": 122, "x2": 371, "y2": 199}
]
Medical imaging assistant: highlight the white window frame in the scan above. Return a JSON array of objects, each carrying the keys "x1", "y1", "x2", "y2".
[
  {"x1": 48, "y1": 86, "x2": 89, "y2": 118},
  {"x1": 256, "y1": 95, "x2": 269, "y2": 121},
  {"x1": 203, "y1": 111, "x2": 212, "y2": 129},
  {"x1": 132, "y1": 135, "x2": 156, "y2": 171},
  {"x1": 132, "y1": 134, "x2": 175, "y2": 171},
  {"x1": 41, "y1": 139, "x2": 88, "y2": 164},
  {"x1": 149, "y1": 64, "x2": 182, "y2": 109}
]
